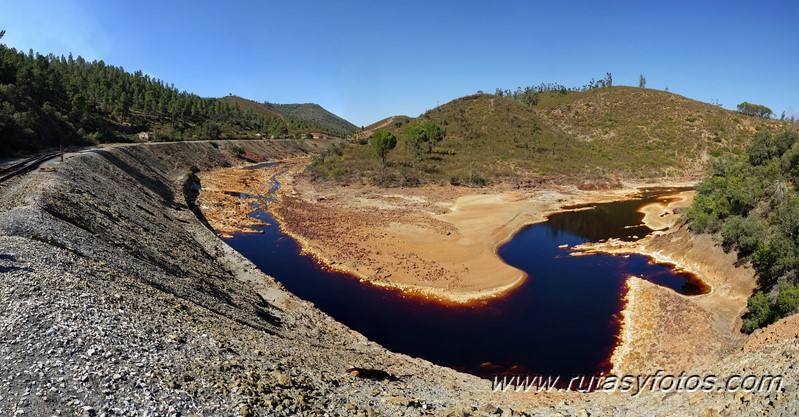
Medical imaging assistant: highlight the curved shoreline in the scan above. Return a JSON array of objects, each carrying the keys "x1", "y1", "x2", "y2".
[
  {"x1": 269, "y1": 168, "x2": 700, "y2": 303},
  {"x1": 200, "y1": 159, "x2": 701, "y2": 304},
  {"x1": 585, "y1": 226, "x2": 756, "y2": 373},
  {"x1": 268, "y1": 177, "x2": 534, "y2": 304},
  {"x1": 262, "y1": 175, "x2": 744, "y2": 376},
  {"x1": 269, "y1": 199, "x2": 529, "y2": 304},
  {"x1": 197, "y1": 159, "x2": 781, "y2": 401},
  {"x1": 610, "y1": 277, "x2": 639, "y2": 375}
]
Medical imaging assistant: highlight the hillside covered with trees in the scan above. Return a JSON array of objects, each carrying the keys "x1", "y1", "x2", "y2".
[
  {"x1": 218, "y1": 96, "x2": 356, "y2": 138},
  {"x1": 686, "y1": 127, "x2": 799, "y2": 332},
  {"x1": 310, "y1": 83, "x2": 783, "y2": 186},
  {"x1": 0, "y1": 39, "x2": 351, "y2": 156},
  {"x1": 269, "y1": 103, "x2": 358, "y2": 136}
]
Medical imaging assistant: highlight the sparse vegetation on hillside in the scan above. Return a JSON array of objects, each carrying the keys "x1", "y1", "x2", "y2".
[
  {"x1": 219, "y1": 96, "x2": 357, "y2": 138},
  {"x1": 309, "y1": 86, "x2": 783, "y2": 186},
  {"x1": 686, "y1": 127, "x2": 799, "y2": 333}
]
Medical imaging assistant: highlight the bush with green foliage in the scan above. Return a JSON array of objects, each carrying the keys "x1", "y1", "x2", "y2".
[
  {"x1": 370, "y1": 129, "x2": 396, "y2": 169},
  {"x1": 228, "y1": 144, "x2": 245, "y2": 157},
  {"x1": 402, "y1": 121, "x2": 446, "y2": 162},
  {"x1": 686, "y1": 128, "x2": 799, "y2": 332}
]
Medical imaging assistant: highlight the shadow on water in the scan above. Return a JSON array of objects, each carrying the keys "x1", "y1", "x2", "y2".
[{"x1": 222, "y1": 180, "x2": 707, "y2": 382}]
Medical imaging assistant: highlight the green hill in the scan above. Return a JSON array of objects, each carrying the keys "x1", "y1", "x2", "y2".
[
  {"x1": 218, "y1": 96, "x2": 289, "y2": 122},
  {"x1": 0, "y1": 43, "x2": 340, "y2": 156},
  {"x1": 219, "y1": 96, "x2": 354, "y2": 138},
  {"x1": 310, "y1": 87, "x2": 784, "y2": 185},
  {"x1": 356, "y1": 115, "x2": 412, "y2": 140},
  {"x1": 269, "y1": 103, "x2": 358, "y2": 136}
]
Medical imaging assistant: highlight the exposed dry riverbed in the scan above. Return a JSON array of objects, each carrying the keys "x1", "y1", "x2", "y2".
[
  {"x1": 196, "y1": 157, "x2": 763, "y2": 376},
  {"x1": 198, "y1": 159, "x2": 697, "y2": 302}
]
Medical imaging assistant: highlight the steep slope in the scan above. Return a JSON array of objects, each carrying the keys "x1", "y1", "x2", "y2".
[{"x1": 312, "y1": 87, "x2": 784, "y2": 185}]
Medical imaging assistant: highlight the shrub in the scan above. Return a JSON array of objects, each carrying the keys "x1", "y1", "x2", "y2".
[
  {"x1": 228, "y1": 144, "x2": 245, "y2": 157},
  {"x1": 687, "y1": 129, "x2": 799, "y2": 333},
  {"x1": 741, "y1": 291, "x2": 773, "y2": 333},
  {"x1": 776, "y1": 281, "x2": 799, "y2": 316}
]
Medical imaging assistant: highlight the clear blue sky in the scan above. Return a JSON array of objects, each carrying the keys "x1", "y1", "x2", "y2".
[{"x1": 2, "y1": 0, "x2": 797, "y2": 126}]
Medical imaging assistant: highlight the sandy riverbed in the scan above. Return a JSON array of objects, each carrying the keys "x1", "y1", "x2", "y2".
[{"x1": 198, "y1": 158, "x2": 696, "y2": 303}]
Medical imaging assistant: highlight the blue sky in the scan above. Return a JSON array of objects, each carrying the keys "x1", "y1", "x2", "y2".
[{"x1": 1, "y1": 0, "x2": 797, "y2": 126}]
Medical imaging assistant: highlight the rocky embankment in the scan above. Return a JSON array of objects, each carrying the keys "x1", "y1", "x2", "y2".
[{"x1": 0, "y1": 140, "x2": 797, "y2": 416}]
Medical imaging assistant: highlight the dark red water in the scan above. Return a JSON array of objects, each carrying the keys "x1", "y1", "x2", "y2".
[{"x1": 221, "y1": 183, "x2": 707, "y2": 381}]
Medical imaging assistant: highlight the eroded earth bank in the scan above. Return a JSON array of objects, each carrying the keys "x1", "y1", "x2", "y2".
[{"x1": 1, "y1": 141, "x2": 797, "y2": 416}]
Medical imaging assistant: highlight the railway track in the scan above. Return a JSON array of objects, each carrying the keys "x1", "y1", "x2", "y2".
[{"x1": 0, "y1": 152, "x2": 63, "y2": 184}]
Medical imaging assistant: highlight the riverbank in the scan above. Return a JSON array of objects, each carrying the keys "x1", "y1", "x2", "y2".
[
  {"x1": 197, "y1": 161, "x2": 766, "y2": 377},
  {"x1": 576, "y1": 224, "x2": 757, "y2": 374},
  {"x1": 220, "y1": 159, "x2": 698, "y2": 303}
]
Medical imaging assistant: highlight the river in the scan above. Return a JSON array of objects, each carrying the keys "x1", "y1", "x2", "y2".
[{"x1": 220, "y1": 176, "x2": 706, "y2": 381}]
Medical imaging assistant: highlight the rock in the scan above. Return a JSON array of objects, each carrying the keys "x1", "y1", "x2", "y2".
[
  {"x1": 388, "y1": 395, "x2": 410, "y2": 407},
  {"x1": 273, "y1": 371, "x2": 292, "y2": 387},
  {"x1": 443, "y1": 405, "x2": 472, "y2": 417}
]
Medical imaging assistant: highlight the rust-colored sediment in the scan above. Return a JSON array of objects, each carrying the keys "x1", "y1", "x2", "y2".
[
  {"x1": 583, "y1": 225, "x2": 757, "y2": 374},
  {"x1": 248, "y1": 159, "x2": 700, "y2": 302},
  {"x1": 198, "y1": 160, "x2": 770, "y2": 378}
]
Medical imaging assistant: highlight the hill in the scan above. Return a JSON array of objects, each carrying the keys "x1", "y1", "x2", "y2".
[
  {"x1": 0, "y1": 43, "x2": 338, "y2": 156},
  {"x1": 310, "y1": 87, "x2": 784, "y2": 185},
  {"x1": 219, "y1": 96, "x2": 355, "y2": 138},
  {"x1": 270, "y1": 103, "x2": 358, "y2": 136},
  {"x1": 355, "y1": 115, "x2": 412, "y2": 140}
]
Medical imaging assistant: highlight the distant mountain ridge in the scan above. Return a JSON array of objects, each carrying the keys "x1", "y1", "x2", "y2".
[
  {"x1": 270, "y1": 103, "x2": 358, "y2": 136},
  {"x1": 220, "y1": 97, "x2": 357, "y2": 137}
]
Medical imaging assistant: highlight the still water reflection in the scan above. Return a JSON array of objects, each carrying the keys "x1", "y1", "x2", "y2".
[{"x1": 223, "y1": 183, "x2": 706, "y2": 380}]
